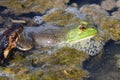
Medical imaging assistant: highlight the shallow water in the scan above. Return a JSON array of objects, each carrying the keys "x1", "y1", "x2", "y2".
[
  {"x1": 83, "y1": 40, "x2": 120, "y2": 80},
  {"x1": 0, "y1": 0, "x2": 120, "y2": 80},
  {"x1": 68, "y1": 0, "x2": 102, "y2": 6}
]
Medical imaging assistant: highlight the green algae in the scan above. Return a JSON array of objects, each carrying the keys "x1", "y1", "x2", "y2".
[
  {"x1": 99, "y1": 17, "x2": 120, "y2": 41},
  {"x1": 114, "y1": 54, "x2": 120, "y2": 68},
  {"x1": 1, "y1": 47, "x2": 89, "y2": 80},
  {"x1": 43, "y1": 9, "x2": 81, "y2": 26},
  {"x1": 0, "y1": 0, "x2": 69, "y2": 15},
  {"x1": 0, "y1": 77, "x2": 10, "y2": 80}
]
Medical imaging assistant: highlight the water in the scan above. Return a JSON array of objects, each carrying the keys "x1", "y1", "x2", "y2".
[
  {"x1": 18, "y1": 12, "x2": 43, "y2": 18},
  {"x1": 68, "y1": 0, "x2": 102, "y2": 7},
  {"x1": 83, "y1": 40, "x2": 120, "y2": 80},
  {"x1": 0, "y1": 0, "x2": 120, "y2": 80}
]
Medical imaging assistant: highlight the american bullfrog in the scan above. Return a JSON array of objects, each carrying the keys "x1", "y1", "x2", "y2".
[{"x1": 16, "y1": 21, "x2": 104, "y2": 56}]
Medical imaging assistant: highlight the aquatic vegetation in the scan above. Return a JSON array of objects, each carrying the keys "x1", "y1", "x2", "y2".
[
  {"x1": 80, "y1": 4, "x2": 109, "y2": 17},
  {"x1": 116, "y1": 0, "x2": 120, "y2": 8},
  {"x1": 1, "y1": 0, "x2": 120, "y2": 80},
  {"x1": 99, "y1": 17, "x2": 120, "y2": 41},
  {"x1": 43, "y1": 9, "x2": 79, "y2": 26},
  {"x1": 0, "y1": 47, "x2": 89, "y2": 80},
  {"x1": 115, "y1": 59, "x2": 120, "y2": 68},
  {"x1": 43, "y1": 7, "x2": 87, "y2": 26},
  {"x1": 114, "y1": 54, "x2": 120, "y2": 68},
  {"x1": 101, "y1": 0, "x2": 116, "y2": 11},
  {"x1": 79, "y1": 3, "x2": 120, "y2": 41},
  {"x1": 65, "y1": 7, "x2": 87, "y2": 20},
  {"x1": 0, "y1": 0, "x2": 69, "y2": 14},
  {"x1": 79, "y1": 4, "x2": 109, "y2": 25},
  {"x1": 112, "y1": 10, "x2": 120, "y2": 19}
]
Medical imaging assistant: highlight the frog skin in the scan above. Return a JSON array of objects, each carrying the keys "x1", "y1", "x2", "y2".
[
  {"x1": 16, "y1": 21, "x2": 103, "y2": 56},
  {"x1": 0, "y1": 25, "x2": 23, "y2": 61}
]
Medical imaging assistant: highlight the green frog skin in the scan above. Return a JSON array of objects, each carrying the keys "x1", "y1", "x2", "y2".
[{"x1": 16, "y1": 21, "x2": 104, "y2": 56}]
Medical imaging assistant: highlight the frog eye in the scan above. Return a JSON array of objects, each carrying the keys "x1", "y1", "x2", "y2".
[{"x1": 79, "y1": 24, "x2": 86, "y2": 31}]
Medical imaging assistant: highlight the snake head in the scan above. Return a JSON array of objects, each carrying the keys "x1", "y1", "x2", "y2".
[{"x1": 0, "y1": 24, "x2": 24, "y2": 60}]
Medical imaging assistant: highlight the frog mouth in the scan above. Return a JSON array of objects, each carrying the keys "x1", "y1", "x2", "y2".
[{"x1": 68, "y1": 35, "x2": 96, "y2": 44}]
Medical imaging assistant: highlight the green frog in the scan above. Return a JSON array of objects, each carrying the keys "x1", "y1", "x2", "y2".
[{"x1": 16, "y1": 21, "x2": 104, "y2": 56}]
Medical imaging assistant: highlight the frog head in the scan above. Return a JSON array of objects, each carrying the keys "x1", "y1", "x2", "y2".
[{"x1": 66, "y1": 21, "x2": 98, "y2": 44}]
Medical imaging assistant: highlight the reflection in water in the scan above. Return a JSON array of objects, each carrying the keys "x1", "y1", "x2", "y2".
[{"x1": 83, "y1": 40, "x2": 120, "y2": 80}]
